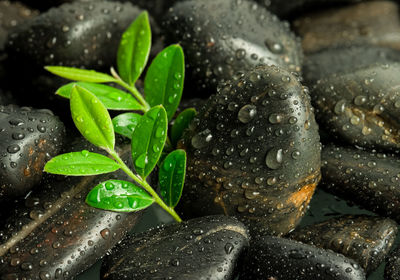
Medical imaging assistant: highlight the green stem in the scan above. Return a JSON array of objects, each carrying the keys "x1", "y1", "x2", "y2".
[
  {"x1": 111, "y1": 67, "x2": 151, "y2": 111},
  {"x1": 109, "y1": 150, "x2": 182, "y2": 223}
]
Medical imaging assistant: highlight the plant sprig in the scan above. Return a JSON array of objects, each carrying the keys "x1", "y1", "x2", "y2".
[{"x1": 43, "y1": 11, "x2": 195, "y2": 222}]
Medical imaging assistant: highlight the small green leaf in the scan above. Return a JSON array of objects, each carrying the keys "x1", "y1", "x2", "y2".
[
  {"x1": 45, "y1": 66, "x2": 116, "y2": 83},
  {"x1": 86, "y1": 179, "x2": 154, "y2": 212},
  {"x1": 70, "y1": 85, "x2": 115, "y2": 151},
  {"x1": 117, "y1": 11, "x2": 151, "y2": 85},
  {"x1": 159, "y1": 149, "x2": 186, "y2": 208},
  {"x1": 171, "y1": 108, "x2": 197, "y2": 147},
  {"x1": 44, "y1": 151, "x2": 120, "y2": 176},
  {"x1": 144, "y1": 45, "x2": 185, "y2": 121},
  {"x1": 131, "y1": 106, "x2": 167, "y2": 178},
  {"x1": 57, "y1": 82, "x2": 143, "y2": 111},
  {"x1": 112, "y1": 112, "x2": 142, "y2": 139}
]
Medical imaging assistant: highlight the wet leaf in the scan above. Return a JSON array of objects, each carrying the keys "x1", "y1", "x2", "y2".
[
  {"x1": 45, "y1": 66, "x2": 116, "y2": 83},
  {"x1": 171, "y1": 108, "x2": 196, "y2": 147},
  {"x1": 112, "y1": 112, "x2": 142, "y2": 139},
  {"x1": 131, "y1": 106, "x2": 167, "y2": 178},
  {"x1": 86, "y1": 179, "x2": 154, "y2": 212},
  {"x1": 159, "y1": 149, "x2": 186, "y2": 208},
  {"x1": 44, "y1": 151, "x2": 120, "y2": 176},
  {"x1": 144, "y1": 44, "x2": 185, "y2": 121},
  {"x1": 57, "y1": 82, "x2": 143, "y2": 111},
  {"x1": 70, "y1": 85, "x2": 115, "y2": 151},
  {"x1": 117, "y1": 11, "x2": 151, "y2": 85}
]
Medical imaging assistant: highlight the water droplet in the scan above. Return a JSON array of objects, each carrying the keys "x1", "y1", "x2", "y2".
[
  {"x1": 12, "y1": 133, "x2": 25, "y2": 140},
  {"x1": 191, "y1": 129, "x2": 212, "y2": 149},
  {"x1": 354, "y1": 95, "x2": 367, "y2": 105},
  {"x1": 100, "y1": 228, "x2": 110, "y2": 239},
  {"x1": 224, "y1": 243, "x2": 234, "y2": 254},
  {"x1": 238, "y1": 105, "x2": 257, "y2": 123},
  {"x1": 7, "y1": 145, "x2": 20, "y2": 154},
  {"x1": 155, "y1": 127, "x2": 165, "y2": 138},
  {"x1": 135, "y1": 154, "x2": 147, "y2": 169},
  {"x1": 334, "y1": 99, "x2": 347, "y2": 115},
  {"x1": 105, "y1": 181, "x2": 115, "y2": 190},
  {"x1": 269, "y1": 113, "x2": 282, "y2": 124},
  {"x1": 265, "y1": 148, "x2": 283, "y2": 169}
]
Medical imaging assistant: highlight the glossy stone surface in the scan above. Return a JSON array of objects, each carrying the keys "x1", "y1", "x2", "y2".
[
  {"x1": 101, "y1": 215, "x2": 249, "y2": 280},
  {"x1": 241, "y1": 235, "x2": 366, "y2": 280},
  {"x1": 6, "y1": 1, "x2": 143, "y2": 69},
  {"x1": 288, "y1": 215, "x2": 398, "y2": 273},
  {"x1": 321, "y1": 144, "x2": 400, "y2": 223},
  {"x1": 0, "y1": 139, "x2": 143, "y2": 279},
  {"x1": 303, "y1": 45, "x2": 400, "y2": 85},
  {"x1": 178, "y1": 65, "x2": 321, "y2": 237},
  {"x1": 293, "y1": 1, "x2": 400, "y2": 54},
  {"x1": 310, "y1": 63, "x2": 400, "y2": 153},
  {"x1": 0, "y1": 105, "x2": 65, "y2": 200},
  {"x1": 163, "y1": 0, "x2": 302, "y2": 97}
]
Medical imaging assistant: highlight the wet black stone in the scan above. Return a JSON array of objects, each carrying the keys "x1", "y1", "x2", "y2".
[
  {"x1": 5, "y1": 1, "x2": 143, "y2": 70},
  {"x1": 288, "y1": 215, "x2": 398, "y2": 274},
  {"x1": 256, "y1": 0, "x2": 367, "y2": 18},
  {"x1": 303, "y1": 45, "x2": 400, "y2": 86},
  {"x1": 178, "y1": 65, "x2": 321, "y2": 237},
  {"x1": 101, "y1": 215, "x2": 249, "y2": 280},
  {"x1": 0, "y1": 1, "x2": 38, "y2": 51},
  {"x1": 0, "y1": 105, "x2": 65, "y2": 200},
  {"x1": 241, "y1": 236, "x2": 366, "y2": 280},
  {"x1": 292, "y1": 1, "x2": 400, "y2": 54},
  {"x1": 0, "y1": 138, "x2": 143, "y2": 279},
  {"x1": 385, "y1": 244, "x2": 400, "y2": 280},
  {"x1": 321, "y1": 143, "x2": 400, "y2": 223},
  {"x1": 310, "y1": 62, "x2": 400, "y2": 153},
  {"x1": 163, "y1": 0, "x2": 302, "y2": 97}
]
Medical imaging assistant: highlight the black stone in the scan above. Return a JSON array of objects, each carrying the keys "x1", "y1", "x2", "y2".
[
  {"x1": 303, "y1": 45, "x2": 400, "y2": 86},
  {"x1": 178, "y1": 65, "x2": 321, "y2": 237},
  {"x1": 321, "y1": 144, "x2": 400, "y2": 223},
  {"x1": 5, "y1": 1, "x2": 143, "y2": 70},
  {"x1": 288, "y1": 215, "x2": 398, "y2": 274},
  {"x1": 101, "y1": 215, "x2": 249, "y2": 280},
  {"x1": 0, "y1": 105, "x2": 65, "y2": 200},
  {"x1": 241, "y1": 236, "x2": 366, "y2": 280},
  {"x1": 163, "y1": 0, "x2": 302, "y2": 97},
  {"x1": 310, "y1": 63, "x2": 400, "y2": 153},
  {"x1": 385, "y1": 244, "x2": 400, "y2": 280}
]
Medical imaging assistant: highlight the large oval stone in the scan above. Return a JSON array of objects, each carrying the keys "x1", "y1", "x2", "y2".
[
  {"x1": 163, "y1": 0, "x2": 302, "y2": 97},
  {"x1": 101, "y1": 215, "x2": 249, "y2": 280},
  {"x1": 178, "y1": 65, "x2": 321, "y2": 237},
  {"x1": 6, "y1": 1, "x2": 143, "y2": 70}
]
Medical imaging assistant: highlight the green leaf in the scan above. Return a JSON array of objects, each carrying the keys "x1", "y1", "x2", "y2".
[
  {"x1": 70, "y1": 85, "x2": 115, "y2": 151},
  {"x1": 144, "y1": 45, "x2": 185, "y2": 121},
  {"x1": 171, "y1": 108, "x2": 197, "y2": 147},
  {"x1": 131, "y1": 106, "x2": 167, "y2": 178},
  {"x1": 44, "y1": 151, "x2": 120, "y2": 176},
  {"x1": 117, "y1": 11, "x2": 151, "y2": 85},
  {"x1": 159, "y1": 149, "x2": 186, "y2": 208},
  {"x1": 45, "y1": 66, "x2": 116, "y2": 83},
  {"x1": 86, "y1": 180, "x2": 154, "y2": 212},
  {"x1": 57, "y1": 82, "x2": 143, "y2": 111},
  {"x1": 112, "y1": 113, "x2": 142, "y2": 139}
]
